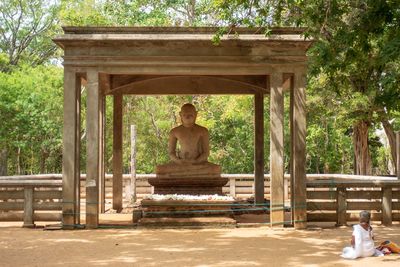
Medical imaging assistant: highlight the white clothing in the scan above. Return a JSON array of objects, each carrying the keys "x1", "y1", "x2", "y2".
[{"x1": 341, "y1": 224, "x2": 383, "y2": 259}]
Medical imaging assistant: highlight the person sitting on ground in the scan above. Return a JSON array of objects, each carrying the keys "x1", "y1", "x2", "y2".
[{"x1": 341, "y1": 210, "x2": 383, "y2": 259}]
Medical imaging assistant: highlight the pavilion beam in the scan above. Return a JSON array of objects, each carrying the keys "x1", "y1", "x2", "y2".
[
  {"x1": 62, "y1": 68, "x2": 81, "y2": 229},
  {"x1": 292, "y1": 71, "x2": 307, "y2": 229},
  {"x1": 86, "y1": 69, "x2": 100, "y2": 228},
  {"x1": 270, "y1": 73, "x2": 284, "y2": 227},
  {"x1": 254, "y1": 91, "x2": 265, "y2": 204},
  {"x1": 113, "y1": 93, "x2": 123, "y2": 212}
]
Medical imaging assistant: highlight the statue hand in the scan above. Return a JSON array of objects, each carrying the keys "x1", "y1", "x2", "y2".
[{"x1": 181, "y1": 159, "x2": 195, "y2": 164}]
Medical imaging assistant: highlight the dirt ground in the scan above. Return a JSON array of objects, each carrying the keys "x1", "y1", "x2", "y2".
[{"x1": 1, "y1": 222, "x2": 400, "y2": 267}]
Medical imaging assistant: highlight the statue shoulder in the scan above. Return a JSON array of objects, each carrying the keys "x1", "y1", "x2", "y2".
[
  {"x1": 194, "y1": 124, "x2": 209, "y2": 134},
  {"x1": 170, "y1": 125, "x2": 183, "y2": 135}
]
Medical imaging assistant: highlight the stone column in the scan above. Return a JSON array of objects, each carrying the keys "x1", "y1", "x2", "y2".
[
  {"x1": 113, "y1": 93, "x2": 123, "y2": 212},
  {"x1": 292, "y1": 70, "x2": 307, "y2": 229},
  {"x1": 86, "y1": 69, "x2": 100, "y2": 228},
  {"x1": 254, "y1": 91, "x2": 265, "y2": 204},
  {"x1": 62, "y1": 68, "x2": 81, "y2": 229},
  {"x1": 99, "y1": 95, "x2": 106, "y2": 213},
  {"x1": 98, "y1": 73, "x2": 109, "y2": 213},
  {"x1": 270, "y1": 73, "x2": 284, "y2": 227}
]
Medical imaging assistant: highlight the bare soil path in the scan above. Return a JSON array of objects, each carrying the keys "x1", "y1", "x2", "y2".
[{"x1": 1, "y1": 223, "x2": 399, "y2": 267}]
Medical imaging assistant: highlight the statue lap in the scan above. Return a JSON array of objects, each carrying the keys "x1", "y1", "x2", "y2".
[{"x1": 156, "y1": 162, "x2": 221, "y2": 178}]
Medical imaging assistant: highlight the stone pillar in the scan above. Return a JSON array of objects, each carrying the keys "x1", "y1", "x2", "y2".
[
  {"x1": 382, "y1": 187, "x2": 392, "y2": 226},
  {"x1": 292, "y1": 71, "x2": 307, "y2": 229},
  {"x1": 113, "y1": 93, "x2": 123, "y2": 212},
  {"x1": 62, "y1": 68, "x2": 81, "y2": 229},
  {"x1": 254, "y1": 92, "x2": 265, "y2": 204},
  {"x1": 23, "y1": 186, "x2": 34, "y2": 228},
  {"x1": 86, "y1": 69, "x2": 100, "y2": 228},
  {"x1": 98, "y1": 74, "x2": 109, "y2": 214},
  {"x1": 99, "y1": 95, "x2": 106, "y2": 213},
  {"x1": 270, "y1": 73, "x2": 284, "y2": 227}
]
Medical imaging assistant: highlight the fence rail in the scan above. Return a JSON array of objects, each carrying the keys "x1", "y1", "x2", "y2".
[
  {"x1": 0, "y1": 177, "x2": 62, "y2": 227},
  {"x1": 0, "y1": 174, "x2": 398, "y2": 226},
  {"x1": 306, "y1": 179, "x2": 400, "y2": 225}
]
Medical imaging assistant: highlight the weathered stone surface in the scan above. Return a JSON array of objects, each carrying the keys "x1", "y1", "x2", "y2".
[
  {"x1": 141, "y1": 199, "x2": 235, "y2": 218},
  {"x1": 138, "y1": 216, "x2": 236, "y2": 228},
  {"x1": 156, "y1": 163, "x2": 221, "y2": 178},
  {"x1": 153, "y1": 104, "x2": 227, "y2": 195},
  {"x1": 148, "y1": 177, "x2": 228, "y2": 195}
]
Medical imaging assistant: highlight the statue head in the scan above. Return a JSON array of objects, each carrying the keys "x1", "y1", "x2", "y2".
[{"x1": 179, "y1": 103, "x2": 197, "y2": 127}]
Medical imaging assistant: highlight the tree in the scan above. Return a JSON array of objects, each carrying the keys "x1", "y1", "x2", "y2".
[
  {"x1": 299, "y1": 1, "x2": 400, "y2": 174},
  {"x1": 0, "y1": 0, "x2": 60, "y2": 72},
  {"x1": 60, "y1": 0, "x2": 219, "y2": 27},
  {"x1": 212, "y1": 0, "x2": 400, "y2": 174},
  {"x1": 0, "y1": 65, "x2": 63, "y2": 174}
]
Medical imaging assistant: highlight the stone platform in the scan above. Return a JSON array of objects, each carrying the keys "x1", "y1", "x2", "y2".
[
  {"x1": 140, "y1": 199, "x2": 235, "y2": 218},
  {"x1": 136, "y1": 198, "x2": 236, "y2": 227},
  {"x1": 138, "y1": 217, "x2": 236, "y2": 228},
  {"x1": 147, "y1": 177, "x2": 229, "y2": 195},
  {"x1": 132, "y1": 197, "x2": 273, "y2": 228}
]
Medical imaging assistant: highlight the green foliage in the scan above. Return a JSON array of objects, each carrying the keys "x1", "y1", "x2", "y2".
[
  {"x1": 0, "y1": 65, "x2": 63, "y2": 174},
  {"x1": 211, "y1": 0, "x2": 400, "y2": 174},
  {"x1": 1, "y1": 0, "x2": 399, "y2": 175},
  {"x1": 0, "y1": 0, "x2": 60, "y2": 71},
  {"x1": 60, "y1": 0, "x2": 219, "y2": 26}
]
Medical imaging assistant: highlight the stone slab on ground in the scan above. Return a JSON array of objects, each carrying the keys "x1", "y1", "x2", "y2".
[
  {"x1": 140, "y1": 199, "x2": 235, "y2": 218},
  {"x1": 138, "y1": 216, "x2": 236, "y2": 228}
]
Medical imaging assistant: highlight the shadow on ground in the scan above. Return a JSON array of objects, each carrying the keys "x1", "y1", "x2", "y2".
[{"x1": 0, "y1": 223, "x2": 399, "y2": 267}]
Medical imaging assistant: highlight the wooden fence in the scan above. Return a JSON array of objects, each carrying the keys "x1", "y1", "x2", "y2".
[
  {"x1": 0, "y1": 176, "x2": 62, "y2": 227},
  {"x1": 1, "y1": 173, "x2": 399, "y2": 226},
  {"x1": 307, "y1": 179, "x2": 400, "y2": 225},
  {"x1": 0, "y1": 173, "x2": 289, "y2": 225}
]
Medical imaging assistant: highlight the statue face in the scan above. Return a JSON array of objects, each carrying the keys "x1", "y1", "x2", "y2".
[{"x1": 180, "y1": 106, "x2": 197, "y2": 126}]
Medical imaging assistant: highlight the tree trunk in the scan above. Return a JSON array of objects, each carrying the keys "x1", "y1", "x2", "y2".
[
  {"x1": 0, "y1": 148, "x2": 7, "y2": 176},
  {"x1": 17, "y1": 147, "x2": 22, "y2": 175},
  {"x1": 353, "y1": 120, "x2": 372, "y2": 175},
  {"x1": 187, "y1": 0, "x2": 196, "y2": 25},
  {"x1": 40, "y1": 150, "x2": 49, "y2": 174},
  {"x1": 315, "y1": 156, "x2": 320, "y2": 174},
  {"x1": 381, "y1": 119, "x2": 397, "y2": 175}
]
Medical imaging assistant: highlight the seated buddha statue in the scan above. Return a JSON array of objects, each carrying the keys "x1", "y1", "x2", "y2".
[{"x1": 155, "y1": 103, "x2": 221, "y2": 178}]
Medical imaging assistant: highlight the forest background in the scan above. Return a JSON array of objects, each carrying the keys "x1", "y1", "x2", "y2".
[{"x1": 0, "y1": 0, "x2": 399, "y2": 177}]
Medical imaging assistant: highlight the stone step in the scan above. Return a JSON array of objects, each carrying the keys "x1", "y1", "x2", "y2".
[
  {"x1": 138, "y1": 216, "x2": 236, "y2": 228},
  {"x1": 142, "y1": 209, "x2": 234, "y2": 218},
  {"x1": 140, "y1": 199, "x2": 236, "y2": 218}
]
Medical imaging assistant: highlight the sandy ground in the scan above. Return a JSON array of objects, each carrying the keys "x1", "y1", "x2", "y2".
[{"x1": 1, "y1": 223, "x2": 400, "y2": 267}]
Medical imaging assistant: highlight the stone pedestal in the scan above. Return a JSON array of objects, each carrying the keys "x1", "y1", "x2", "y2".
[
  {"x1": 148, "y1": 177, "x2": 228, "y2": 195},
  {"x1": 140, "y1": 199, "x2": 235, "y2": 218}
]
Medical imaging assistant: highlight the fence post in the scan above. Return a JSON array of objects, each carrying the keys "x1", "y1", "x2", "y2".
[
  {"x1": 336, "y1": 187, "x2": 347, "y2": 226},
  {"x1": 130, "y1": 125, "x2": 137, "y2": 203},
  {"x1": 23, "y1": 186, "x2": 35, "y2": 228},
  {"x1": 284, "y1": 177, "x2": 289, "y2": 204},
  {"x1": 382, "y1": 186, "x2": 392, "y2": 226},
  {"x1": 229, "y1": 177, "x2": 236, "y2": 197}
]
